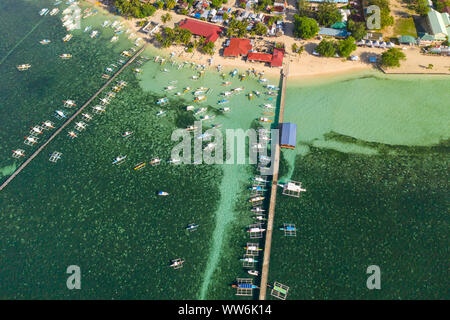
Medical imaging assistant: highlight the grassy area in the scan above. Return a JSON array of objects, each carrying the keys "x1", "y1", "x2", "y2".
[{"x1": 394, "y1": 17, "x2": 418, "y2": 37}]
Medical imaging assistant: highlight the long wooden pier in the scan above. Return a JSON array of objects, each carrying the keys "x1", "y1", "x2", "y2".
[
  {"x1": 258, "y1": 63, "x2": 289, "y2": 300},
  {"x1": 0, "y1": 46, "x2": 146, "y2": 192}
]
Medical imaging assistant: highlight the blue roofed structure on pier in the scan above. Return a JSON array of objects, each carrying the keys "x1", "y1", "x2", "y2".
[{"x1": 280, "y1": 123, "x2": 297, "y2": 149}]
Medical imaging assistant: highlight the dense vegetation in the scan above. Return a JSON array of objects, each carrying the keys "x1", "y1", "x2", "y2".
[
  {"x1": 293, "y1": 15, "x2": 319, "y2": 39},
  {"x1": 316, "y1": 1, "x2": 342, "y2": 27},
  {"x1": 115, "y1": 0, "x2": 156, "y2": 18},
  {"x1": 347, "y1": 19, "x2": 367, "y2": 41},
  {"x1": 405, "y1": 0, "x2": 430, "y2": 15},
  {"x1": 381, "y1": 48, "x2": 406, "y2": 68},
  {"x1": 315, "y1": 37, "x2": 357, "y2": 58}
]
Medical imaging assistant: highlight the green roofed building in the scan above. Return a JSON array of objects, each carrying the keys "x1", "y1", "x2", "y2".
[
  {"x1": 399, "y1": 35, "x2": 417, "y2": 45},
  {"x1": 426, "y1": 9, "x2": 450, "y2": 41},
  {"x1": 331, "y1": 21, "x2": 347, "y2": 29}
]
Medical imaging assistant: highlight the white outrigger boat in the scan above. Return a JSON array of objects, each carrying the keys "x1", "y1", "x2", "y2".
[
  {"x1": 59, "y1": 53, "x2": 72, "y2": 59},
  {"x1": 112, "y1": 155, "x2": 127, "y2": 165},
  {"x1": 40, "y1": 39, "x2": 51, "y2": 45},
  {"x1": 156, "y1": 97, "x2": 168, "y2": 105},
  {"x1": 122, "y1": 131, "x2": 133, "y2": 138},
  {"x1": 12, "y1": 149, "x2": 25, "y2": 158},
  {"x1": 63, "y1": 99, "x2": 76, "y2": 108},
  {"x1": 165, "y1": 86, "x2": 176, "y2": 91},
  {"x1": 39, "y1": 8, "x2": 49, "y2": 16},
  {"x1": 83, "y1": 25, "x2": 92, "y2": 33},
  {"x1": 110, "y1": 35, "x2": 119, "y2": 42},
  {"x1": 248, "y1": 270, "x2": 259, "y2": 276},
  {"x1": 42, "y1": 120, "x2": 55, "y2": 129},
  {"x1": 16, "y1": 64, "x2": 31, "y2": 71},
  {"x1": 158, "y1": 191, "x2": 169, "y2": 196},
  {"x1": 90, "y1": 30, "x2": 99, "y2": 38},
  {"x1": 156, "y1": 110, "x2": 166, "y2": 116}
]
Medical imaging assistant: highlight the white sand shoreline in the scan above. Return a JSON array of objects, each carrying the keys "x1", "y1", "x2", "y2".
[{"x1": 83, "y1": 0, "x2": 450, "y2": 80}]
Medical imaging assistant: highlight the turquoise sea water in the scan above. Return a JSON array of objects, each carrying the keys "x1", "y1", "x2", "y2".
[{"x1": 0, "y1": 0, "x2": 448, "y2": 300}]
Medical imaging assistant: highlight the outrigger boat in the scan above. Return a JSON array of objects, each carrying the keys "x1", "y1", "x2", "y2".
[
  {"x1": 62, "y1": 34, "x2": 73, "y2": 42},
  {"x1": 169, "y1": 258, "x2": 184, "y2": 268},
  {"x1": 240, "y1": 257, "x2": 258, "y2": 263},
  {"x1": 245, "y1": 245, "x2": 262, "y2": 252},
  {"x1": 112, "y1": 155, "x2": 127, "y2": 165},
  {"x1": 42, "y1": 120, "x2": 55, "y2": 129},
  {"x1": 254, "y1": 91, "x2": 261, "y2": 97},
  {"x1": 17, "y1": 64, "x2": 31, "y2": 71},
  {"x1": 200, "y1": 115, "x2": 214, "y2": 121},
  {"x1": 134, "y1": 162, "x2": 147, "y2": 171},
  {"x1": 259, "y1": 117, "x2": 272, "y2": 123},
  {"x1": 249, "y1": 196, "x2": 264, "y2": 203},
  {"x1": 59, "y1": 53, "x2": 72, "y2": 59},
  {"x1": 24, "y1": 136, "x2": 39, "y2": 145},
  {"x1": 231, "y1": 68, "x2": 238, "y2": 77},
  {"x1": 150, "y1": 158, "x2": 161, "y2": 166},
  {"x1": 251, "y1": 207, "x2": 265, "y2": 214},
  {"x1": 156, "y1": 97, "x2": 168, "y2": 105},
  {"x1": 30, "y1": 126, "x2": 44, "y2": 135},
  {"x1": 266, "y1": 84, "x2": 279, "y2": 90},
  {"x1": 194, "y1": 107, "x2": 207, "y2": 116},
  {"x1": 248, "y1": 270, "x2": 259, "y2": 276},
  {"x1": 82, "y1": 113, "x2": 93, "y2": 121},
  {"x1": 156, "y1": 110, "x2": 166, "y2": 116},
  {"x1": 185, "y1": 105, "x2": 195, "y2": 111},
  {"x1": 110, "y1": 35, "x2": 119, "y2": 42},
  {"x1": 12, "y1": 149, "x2": 25, "y2": 158},
  {"x1": 83, "y1": 26, "x2": 92, "y2": 33},
  {"x1": 39, "y1": 8, "x2": 49, "y2": 16},
  {"x1": 90, "y1": 30, "x2": 99, "y2": 38},
  {"x1": 262, "y1": 103, "x2": 274, "y2": 109},
  {"x1": 232, "y1": 87, "x2": 244, "y2": 93},
  {"x1": 247, "y1": 226, "x2": 266, "y2": 233},
  {"x1": 49, "y1": 8, "x2": 59, "y2": 16},
  {"x1": 222, "y1": 81, "x2": 232, "y2": 86},
  {"x1": 183, "y1": 87, "x2": 191, "y2": 93},
  {"x1": 158, "y1": 191, "x2": 169, "y2": 196},
  {"x1": 186, "y1": 223, "x2": 199, "y2": 232},
  {"x1": 219, "y1": 107, "x2": 231, "y2": 112},
  {"x1": 218, "y1": 99, "x2": 229, "y2": 105},
  {"x1": 194, "y1": 96, "x2": 206, "y2": 103},
  {"x1": 54, "y1": 110, "x2": 67, "y2": 119},
  {"x1": 222, "y1": 91, "x2": 232, "y2": 96},
  {"x1": 232, "y1": 283, "x2": 258, "y2": 289},
  {"x1": 63, "y1": 99, "x2": 76, "y2": 108},
  {"x1": 122, "y1": 131, "x2": 133, "y2": 138},
  {"x1": 280, "y1": 225, "x2": 297, "y2": 232},
  {"x1": 167, "y1": 158, "x2": 181, "y2": 164},
  {"x1": 40, "y1": 39, "x2": 51, "y2": 45},
  {"x1": 67, "y1": 131, "x2": 78, "y2": 139},
  {"x1": 165, "y1": 86, "x2": 176, "y2": 91},
  {"x1": 185, "y1": 125, "x2": 198, "y2": 131}
]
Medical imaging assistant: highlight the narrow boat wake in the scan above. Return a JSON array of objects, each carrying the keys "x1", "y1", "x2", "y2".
[{"x1": 0, "y1": 19, "x2": 44, "y2": 66}]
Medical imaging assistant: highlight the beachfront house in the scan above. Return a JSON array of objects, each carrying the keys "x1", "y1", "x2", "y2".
[
  {"x1": 178, "y1": 18, "x2": 224, "y2": 43},
  {"x1": 426, "y1": 8, "x2": 450, "y2": 41},
  {"x1": 399, "y1": 35, "x2": 417, "y2": 45},
  {"x1": 247, "y1": 48, "x2": 284, "y2": 67},
  {"x1": 318, "y1": 27, "x2": 350, "y2": 38},
  {"x1": 223, "y1": 38, "x2": 253, "y2": 57}
]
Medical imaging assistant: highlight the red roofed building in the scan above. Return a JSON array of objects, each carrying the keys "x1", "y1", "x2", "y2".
[
  {"x1": 270, "y1": 48, "x2": 284, "y2": 67},
  {"x1": 247, "y1": 52, "x2": 273, "y2": 62},
  {"x1": 178, "y1": 19, "x2": 224, "y2": 43},
  {"x1": 223, "y1": 38, "x2": 253, "y2": 57},
  {"x1": 247, "y1": 48, "x2": 284, "y2": 67}
]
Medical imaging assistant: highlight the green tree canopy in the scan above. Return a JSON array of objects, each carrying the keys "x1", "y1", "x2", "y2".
[
  {"x1": 347, "y1": 19, "x2": 367, "y2": 41},
  {"x1": 316, "y1": 39, "x2": 336, "y2": 57},
  {"x1": 316, "y1": 1, "x2": 342, "y2": 27},
  {"x1": 337, "y1": 36, "x2": 356, "y2": 57},
  {"x1": 253, "y1": 22, "x2": 268, "y2": 36},
  {"x1": 381, "y1": 48, "x2": 406, "y2": 68},
  {"x1": 293, "y1": 15, "x2": 319, "y2": 39}
]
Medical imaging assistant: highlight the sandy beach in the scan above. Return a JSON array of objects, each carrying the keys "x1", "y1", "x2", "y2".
[{"x1": 85, "y1": 0, "x2": 450, "y2": 78}]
